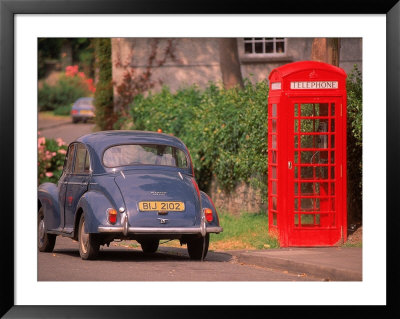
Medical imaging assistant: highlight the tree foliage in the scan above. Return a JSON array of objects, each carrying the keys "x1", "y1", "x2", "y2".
[
  {"x1": 346, "y1": 65, "x2": 363, "y2": 224},
  {"x1": 38, "y1": 38, "x2": 94, "y2": 79}
]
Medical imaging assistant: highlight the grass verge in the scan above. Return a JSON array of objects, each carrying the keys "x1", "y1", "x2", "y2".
[
  {"x1": 209, "y1": 211, "x2": 279, "y2": 250},
  {"x1": 154, "y1": 211, "x2": 279, "y2": 251},
  {"x1": 39, "y1": 111, "x2": 70, "y2": 119}
]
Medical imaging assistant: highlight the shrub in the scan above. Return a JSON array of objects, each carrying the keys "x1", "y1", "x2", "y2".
[
  {"x1": 38, "y1": 133, "x2": 68, "y2": 185},
  {"x1": 129, "y1": 80, "x2": 269, "y2": 201},
  {"x1": 346, "y1": 65, "x2": 363, "y2": 223},
  {"x1": 38, "y1": 65, "x2": 95, "y2": 112},
  {"x1": 93, "y1": 38, "x2": 114, "y2": 130},
  {"x1": 53, "y1": 104, "x2": 72, "y2": 116}
]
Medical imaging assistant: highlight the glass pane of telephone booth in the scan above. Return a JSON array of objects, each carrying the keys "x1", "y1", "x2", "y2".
[{"x1": 294, "y1": 102, "x2": 336, "y2": 229}]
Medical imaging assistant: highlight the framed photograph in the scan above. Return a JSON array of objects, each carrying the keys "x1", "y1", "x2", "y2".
[{"x1": 1, "y1": 0, "x2": 398, "y2": 317}]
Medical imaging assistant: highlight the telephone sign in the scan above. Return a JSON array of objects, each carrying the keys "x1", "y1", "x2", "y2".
[
  {"x1": 290, "y1": 81, "x2": 339, "y2": 89},
  {"x1": 268, "y1": 61, "x2": 347, "y2": 247}
]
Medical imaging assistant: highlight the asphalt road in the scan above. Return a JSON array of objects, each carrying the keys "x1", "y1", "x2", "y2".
[
  {"x1": 38, "y1": 237, "x2": 317, "y2": 281},
  {"x1": 38, "y1": 113, "x2": 95, "y2": 144}
]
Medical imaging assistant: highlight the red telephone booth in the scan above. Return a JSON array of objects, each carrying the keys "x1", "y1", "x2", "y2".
[{"x1": 268, "y1": 61, "x2": 347, "y2": 247}]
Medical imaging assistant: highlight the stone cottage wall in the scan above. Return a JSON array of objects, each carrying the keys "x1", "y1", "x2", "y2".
[{"x1": 208, "y1": 178, "x2": 267, "y2": 215}]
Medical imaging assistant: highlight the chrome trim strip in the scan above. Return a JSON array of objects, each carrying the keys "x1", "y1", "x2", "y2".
[
  {"x1": 129, "y1": 227, "x2": 201, "y2": 234},
  {"x1": 97, "y1": 226, "x2": 223, "y2": 234},
  {"x1": 205, "y1": 226, "x2": 223, "y2": 233},
  {"x1": 98, "y1": 226, "x2": 124, "y2": 232}
]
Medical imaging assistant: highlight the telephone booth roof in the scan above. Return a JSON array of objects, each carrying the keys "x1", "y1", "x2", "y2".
[
  {"x1": 269, "y1": 61, "x2": 347, "y2": 92},
  {"x1": 269, "y1": 61, "x2": 346, "y2": 80}
]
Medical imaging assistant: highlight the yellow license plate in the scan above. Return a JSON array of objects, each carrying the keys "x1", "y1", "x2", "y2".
[
  {"x1": 138, "y1": 201, "x2": 185, "y2": 212},
  {"x1": 80, "y1": 110, "x2": 92, "y2": 115}
]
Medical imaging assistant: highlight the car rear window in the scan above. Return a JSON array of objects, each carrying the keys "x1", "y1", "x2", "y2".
[
  {"x1": 76, "y1": 99, "x2": 93, "y2": 107},
  {"x1": 103, "y1": 144, "x2": 188, "y2": 169}
]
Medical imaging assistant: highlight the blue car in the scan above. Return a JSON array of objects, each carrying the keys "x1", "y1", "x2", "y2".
[
  {"x1": 38, "y1": 130, "x2": 223, "y2": 260},
  {"x1": 71, "y1": 97, "x2": 95, "y2": 123}
]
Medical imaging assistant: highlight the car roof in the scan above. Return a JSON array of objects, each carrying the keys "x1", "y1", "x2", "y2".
[
  {"x1": 76, "y1": 97, "x2": 94, "y2": 101},
  {"x1": 75, "y1": 130, "x2": 191, "y2": 174}
]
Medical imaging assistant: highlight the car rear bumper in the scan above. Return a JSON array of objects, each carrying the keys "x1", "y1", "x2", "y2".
[
  {"x1": 97, "y1": 226, "x2": 223, "y2": 235},
  {"x1": 72, "y1": 114, "x2": 94, "y2": 119}
]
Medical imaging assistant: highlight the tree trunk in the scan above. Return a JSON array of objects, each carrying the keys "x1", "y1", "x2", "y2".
[
  {"x1": 218, "y1": 38, "x2": 244, "y2": 89},
  {"x1": 311, "y1": 38, "x2": 340, "y2": 66},
  {"x1": 60, "y1": 40, "x2": 73, "y2": 69}
]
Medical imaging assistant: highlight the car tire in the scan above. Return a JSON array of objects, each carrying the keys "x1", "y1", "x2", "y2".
[
  {"x1": 78, "y1": 214, "x2": 99, "y2": 260},
  {"x1": 140, "y1": 239, "x2": 159, "y2": 253},
  {"x1": 72, "y1": 118, "x2": 79, "y2": 124},
  {"x1": 38, "y1": 207, "x2": 56, "y2": 252},
  {"x1": 187, "y1": 234, "x2": 209, "y2": 260}
]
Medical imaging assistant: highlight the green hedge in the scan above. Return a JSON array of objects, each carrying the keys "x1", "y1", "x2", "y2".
[
  {"x1": 129, "y1": 79, "x2": 269, "y2": 201},
  {"x1": 346, "y1": 65, "x2": 362, "y2": 224},
  {"x1": 53, "y1": 104, "x2": 72, "y2": 116},
  {"x1": 38, "y1": 74, "x2": 91, "y2": 112}
]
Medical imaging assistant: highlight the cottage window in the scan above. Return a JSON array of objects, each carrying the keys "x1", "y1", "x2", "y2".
[{"x1": 243, "y1": 38, "x2": 286, "y2": 56}]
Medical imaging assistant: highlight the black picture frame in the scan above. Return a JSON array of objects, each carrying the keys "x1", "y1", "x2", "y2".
[{"x1": 1, "y1": 0, "x2": 399, "y2": 317}]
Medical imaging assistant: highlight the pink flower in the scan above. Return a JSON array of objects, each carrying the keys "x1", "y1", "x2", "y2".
[
  {"x1": 56, "y1": 138, "x2": 65, "y2": 147},
  {"x1": 58, "y1": 149, "x2": 67, "y2": 155},
  {"x1": 38, "y1": 137, "x2": 46, "y2": 147},
  {"x1": 78, "y1": 72, "x2": 85, "y2": 78},
  {"x1": 65, "y1": 65, "x2": 79, "y2": 77},
  {"x1": 45, "y1": 172, "x2": 53, "y2": 177}
]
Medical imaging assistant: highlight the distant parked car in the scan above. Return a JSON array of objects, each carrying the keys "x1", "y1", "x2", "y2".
[
  {"x1": 71, "y1": 97, "x2": 95, "y2": 123},
  {"x1": 38, "y1": 130, "x2": 223, "y2": 260}
]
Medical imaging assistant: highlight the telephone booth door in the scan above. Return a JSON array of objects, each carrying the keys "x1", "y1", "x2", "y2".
[
  {"x1": 287, "y1": 98, "x2": 344, "y2": 246},
  {"x1": 268, "y1": 61, "x2": 347, "y2": 247}
]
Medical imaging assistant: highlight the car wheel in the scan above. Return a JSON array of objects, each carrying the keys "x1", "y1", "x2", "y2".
[
  {"x1": 38, "y1": 207, "x2": 56, "y2": 252},
  {"x1": 140, "y1": 239, "x2": 159, "y2": 253},
  {"x1": 187, "y1": 234, "x2": 209, "y2": 260},
  {"x1": 78, "y1": 214, "x2": 99, "y2": 260},
  {"x1": 72, "y1": 118, "x2": 79, "y2": 124}
]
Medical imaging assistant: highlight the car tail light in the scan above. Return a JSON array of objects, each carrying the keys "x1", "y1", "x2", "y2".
[
  {"x1": 107, "y1": 208, "x2": 117, "y2": 224},
  {"x1": 206, "y1": 193, "x2": 219, "y2": 224},
  {"x1": 71, "y1": 109, "x2": 78, "y2": 115},
  {"x1": 191, "y1": 178, "x2": 200, "y2": 200},
  {"x1": 203, "y1": 208, "x2": 213, "y2": 222}
]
